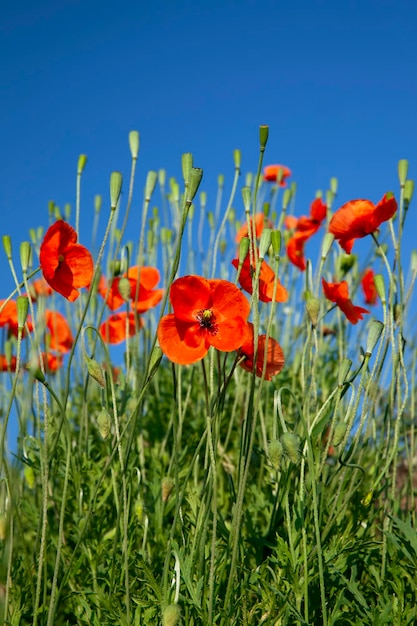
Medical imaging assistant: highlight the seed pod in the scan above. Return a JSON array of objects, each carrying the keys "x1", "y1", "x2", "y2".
[
  {"x1": 162, "y1": 604, "x2": 181, "y2": 626},
  {"x1": 97, "y1": 408, "x2": 111, "y2": 439}
]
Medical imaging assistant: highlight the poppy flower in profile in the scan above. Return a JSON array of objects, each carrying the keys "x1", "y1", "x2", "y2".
[
  {"x1": 235, "y1": 213, "x2": 270, "y2": 244},
  {"x1": 285, "y1": 198, "x2": 327, "y2": 272},
  {"x1": 329, "y1": 194, "x2": 397, "y2": 254},
  {"x1": 44, "y1": 310, "x2": 73, "y2": 353},
  {"x1": 232, "y1": 253, "x2": 288, "y2": 303},
  {"x1": 322, "y1": 278, "x2": 370, "y2": 324},
  {"x1": 98, "y1": 266, "x2": 164, "y2": 312},
  {"x1": 238, "y1": 322, "x2": 285, "y2": 380},
  {"x1": 0, "y1": 355, "x2": 17, "y2": 372},
  {"x1": 361, "y1": 269, "x2": 378, "y2": 305},
  {"x1": 100, "y1": 312, "x2": 144, "y2": 344},
  {"x1": 39, "y1": 220, "x2": 94, "y2": 302},
  {"x1": 263, "y1": 164, "x2": 292, "y2": 187},
  {"x1": 157, "y1": 275, "x2": 251, "y2": 365}
]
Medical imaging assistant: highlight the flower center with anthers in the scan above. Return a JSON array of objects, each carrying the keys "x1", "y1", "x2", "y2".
[{"x1": 196, "y1": 308, "x2": 218, "y2": 334}]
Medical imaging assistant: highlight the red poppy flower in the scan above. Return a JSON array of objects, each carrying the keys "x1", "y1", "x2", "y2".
[
  {"x1": 235, "y1": 213, "x2": 269, "y2": 244},
  {"x1": 361, "y1": 269, "x2": 378, "y2": 305},
  {"x1": 329, "y1": 194, "x2": 397, "y2": 254},
  {"x1": 100, "y1": 312, "x2": 144, "y2": 344},
  {"x1": 0, "y1": 355, "x2": 17, "y2": 372},
  {"x1": 232, "y1": 253, "x2": 288, "y2": 303},
  {"x1": 322, "y1": 278, "x2": 370, "y2": 324},
  {"x1": 238, "y1": 322, "x2": 285, "y2": 380},
  {"x1": 43, "y1": 352, "x2": 63, "y2": 373},
  {"x1": 263, "y1": 164, "x2": 292, "y2": 186},
  {"x1": 39, "y1": 220, "x2": 94, "y2": 302},
  {"x1": 157, "y1": 275, "x2": 251, "y2": 365},
  {"x1": 285, "y1": 198, "x2": 327, "y2": 272},
  {"x1": 44, "y1": 310, "x2": 73, "y2": 353},
  {"x1": 98, "y1": 266, "x2": 164, "y2": 312}
]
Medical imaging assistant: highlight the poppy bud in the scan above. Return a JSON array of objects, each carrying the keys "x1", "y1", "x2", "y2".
[
  {"x1": 330, "y1": 177, "x2": 338, "y2": 195},
  {"x1": 281, "y1": 432, "x2": 302, "y2": 464},
  {"x1": 271, "y1": 230, "x2": 281, "y2": 257},
  {"x1": 361, "y1": 490, "x2": 373, "y2": 507},
  {"x1": 321, "y1": 233, "x2": 334, "y2": 262},
  {"x1": 186, "y1": 168, "x2": 203, "y2": 204},
  {"x1": 233, "y1": 149, "x2": 241, "y2": 170},
  {"x1": 2, "y1": 235, "x2": 12, "y2": 260},
  {"x1": 200, "y1": 190, "x2": 207, "y2": 211},
  {"x1": 181, "y1": 153, "x2": 193, "y2": 187},
  {"x1": 117, "y1": 277, "x2": 131, "y2": 302},
  {"x1": 306, "y1": 296, "x2": 320, "y2": 327},
  {"x1": 373, "y1": 274, "x2": 386, "y2": 305},
  {"x1": 97, "y1": 407, "x2": 111, "y2": 439},
  {"x1": 238, "y1": 237, "x2": 250, "y2": 265},
  {"x1": 245, "y1": 172, "x2": 253, "y2": 187},
  {"x1": 282, "y1": 188, "x2": 292, "y2": 210},
  {"x1": 398, "y1": 159, "x2": 408, "y2": 187},
  {"x1": 263, "y1": 201, "x2": 270, "y2": 217},
  {"x1": 94, "y1": 195, "x2": 102, "y2": 214},
  {"x1": 162, "y1": 476, "x2": 174, "y2": 502},
  {"x1": 241, "y1": 187, "x2": 251, "y2": 214},
  {"x1": 338, "y1": 358, "x2": 352, "y2": 387},
  {"x1": 129, "y1": 131, "x2": 140, "y2": 159},
  {"x1": 110, "y1": 171, "x2": 123, "y2": 210},
  {"x1": 259, "y1": 125, "x2": 269, "y2": 150},
  {"x1": 365, "y1": 320, "x2": 384, "y2": 356},
  {"x1": 259, "y1": 228, "x2": 272, "y2": 260},
  {"x1": 20, "y1": 242, "x2": 31, "y2": 274},
  {"x1": 268, "y1": 439, "x2": 283, "y2": 471},
  {"x1": 145, "y1": 171, "x2": 158, "y2": 202},
  {"x1": 17, "y1": 296, "x2": 29, "y2": 332},
  {"x1": 24, "y1": 465, "x2": 36, "y2": 489},
  {"x1": 162, "y1": 604, "x2": 181, "y2": 626},
  {"x1": 158, "y1": 168, "x2": 166, "y2": 186},
  {"x1": 134, "y1": 497, "x2": 145, "y2": 523},
  {"x1": 404, "y1": 180, "x2": 414, "y2": 209},
  {"x1": 207, "y1": 211, "x2": 214, "y2": 229},
  {"x1": 85, "y1": 356, "x2": 106, "y2": 388},
  {"x1": 147, "y1": 345, "x2": 163, "y2": 382},
  {"x1": 77, "y1": 154, "x2": 88, "y2": 175},
  {"x1": 325, "y1": 189, "x2": 334, "y2": 209},
  {"x1": 332, "y1": 421, "x2": 348, "y2": 447},
  {"x1": 338, "y1": 253, "x2": 356, "y2": 275}
]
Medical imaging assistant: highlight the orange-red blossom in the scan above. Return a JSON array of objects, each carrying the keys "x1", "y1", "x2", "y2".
[
  {"x1": 286, "y1": 198, "x2": 327, "y2": 271},
  {"x1": 329, "y1": 194, "x2": 397, "y2": 253},
  {"x1": 232, "y1": 251, "x2": 288, "y2": 303},
  {"x1": 98, "y1": 266, "x2": 164, "y2": 312},
  {"x1": 40, "y1": 220, "x2": 94, "y2": 302},
  {"x1": 157, "y1": 275, "x2": 251, "y2": 365},
  {"x1": 238, "y1": 322, "x2": 284, "y2": 380},
  {"x1": 361, "y1": 269, "x2": 378, "y2": 305},
  {"x1": 322, "y1": 278, "x2": 370, "y2": 324},
  {"x1": 263, "y1": 164, "x2": 292, "y2": 187}
]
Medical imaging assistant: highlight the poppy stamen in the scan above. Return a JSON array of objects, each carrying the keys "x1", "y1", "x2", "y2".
[{"x1": 196, "y1": 308, "x2": 218, "y2": 334}]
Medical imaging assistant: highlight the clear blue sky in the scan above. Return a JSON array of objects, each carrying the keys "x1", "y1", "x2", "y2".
[{"x1": 1, "y1": 0, "x2": 417, "y2": 287}]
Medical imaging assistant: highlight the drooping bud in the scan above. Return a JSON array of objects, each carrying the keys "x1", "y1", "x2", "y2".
[
  {"x1": 117, "y1": 277, "x2": 131, "y2": 302},
  {"x1": 268, "y1": 439, "x2": 283, "y2": 471},
  {"x1": 332, "y1": 421, "x2": 348, "y2": 447},
  {"x1": 281, "y1": 432, "x2": 302, "y2": 464},
  {"x1": 85, "y1": 356, "x2": 106, "y2": 388}
]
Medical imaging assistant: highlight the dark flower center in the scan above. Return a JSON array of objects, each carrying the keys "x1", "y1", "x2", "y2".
[{"x1": 196, "y1": 308, "x2": 218, "y2": 335}]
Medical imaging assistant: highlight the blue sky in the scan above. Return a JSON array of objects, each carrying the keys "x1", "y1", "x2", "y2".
[{"x1": 2, "y1": 0, "x2": 417, "y2": 268}]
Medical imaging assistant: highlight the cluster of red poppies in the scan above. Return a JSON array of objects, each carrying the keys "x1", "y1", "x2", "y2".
[{"x1": 0, "y1": 168, "x2": 397, "y2": 379}]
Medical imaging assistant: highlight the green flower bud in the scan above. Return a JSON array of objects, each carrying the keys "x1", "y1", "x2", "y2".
[
  {"x1": 110, "y1": 172, "x2": 123, "y2": 210},
  {"x1": 259, "y1": 228, "x2": 272, "y2": 260},
  {"x1": 77, "y1": 154, "x2": 88, "y2": 175},
  {"x1": 233, "y1": 149, "x2": 241, "y2": 170},
  {"x1": 158, "y1": 168, "x2": 166, "y2": 186},
  {"x1": 281, "y1": 432, "x2": 302, "y2": 464},
  {"x1": 271, "y1": 230, "x2": 281, "y2": 257},
  {"x1": 2, "y1": 235, "x2": 12, "y2": 260},
  {"x1": 241, "y1": 187, "x2": 251, "y2": 214},
  {"x1": 238, "y1": 237, "x2": 250, "y2": 264},
  {"x1": 404, "y1": 179, "x2": 414, "y2": 209},
  {"x1": 17, "y1": 296, "x2": 29, "y2": 331},
  {"x1": 85, "y1": 356, "x2": 106, "y2": 388},
  {"x1": 162, "y1": 604, "x2": 181, "y2": 626},
  {"x1": 330, "y1": 177, "x2": 338, "y2": 195},
  {"x1": 338, "y1": 358, "x2": 352, "y2": 386},
  {"x1": 162, "y1": 476, "x2": 174, "y2": 502},
  {"x1": 333, "y1": 421, "x2": 348, "y2": 447},
  {"x1": 117, "y1": 277, "x2": 131, "y2": 302},
  {"x1": 97, "y1": 407, "x2": 111, "y2": 439},
  {"x1": 305, "y1": 297, "x2": 320, "y2": 327},
  {"x1": 259, "y1": 125, "x2": 269, "y2": 150},
  {"x1": 374, "y1": 274, "x2": 386, "y2": 305},
  {"x1": 20, "y1": 242, "x2": 31, "y2": 273},
  {"x1": 182, "y1": 153, "x2": 193, "y2": 186},
  {"x1": 94, "y1": 195, "x2": 102, "y2": 213},
  {"x1": 398, "y1": 159, "x2": 408, "y2": 187},
  {"x1": 282, "y1": 188, "x2": 292, "y2": 210},
  {"x1": 129, "y1": 130, "x2": 140, "y2": 159},
  {"x1": 145, "y1": 171, "x2": 158, "y2": 201},
  {"x1": 268, "y1": 439, "x2": 283, "y2": 471},
  {"x1": 186, "y1": 168, "x2": 203, "y2": 204},
  {"x1": 321, "y1": 233, "x2": 334, "y2": 261},
  {"x1": 365, "y1": 320, "x2": 384, "y2": 356}
]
